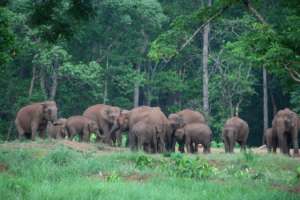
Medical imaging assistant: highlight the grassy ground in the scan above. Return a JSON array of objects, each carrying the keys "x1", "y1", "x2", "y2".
[{"x1": 0, "y1": 140, "x2": 300, "y2": 200}]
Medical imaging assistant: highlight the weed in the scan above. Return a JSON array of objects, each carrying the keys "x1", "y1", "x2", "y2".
[
  {"x1": 167, "y1": 153, "x2": 214, "y2": 179},
  {"x1": 106, "y1": 171, "x2": 121, "y2": 182},
  {"x1": 135, "y1": 154, "x2": 153, "y2": 169}
]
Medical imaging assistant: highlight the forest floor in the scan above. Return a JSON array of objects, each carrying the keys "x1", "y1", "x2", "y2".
[{"x1": 0, "y1": 140, "x2": 300, "y2": 200}]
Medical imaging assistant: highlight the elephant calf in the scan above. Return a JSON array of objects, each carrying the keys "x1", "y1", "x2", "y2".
[
  {"x1": 222, "y1": 117, "x2": 249, "y2": 153},
  {"x1": 175, "y1": 123, "x2": 212, "y2": 154},
  {"x1": 47, "y1": 118, "x2": 67, "y2": 139},
  {"x1": 131, "y1": 121, "x2": 157, "y2": 153},
  {"x1": 65, "y1": 116, "x2": 101, "y2": 142},
  {"x1": 264, "y1": 128, "x2": 278, "y2": 153}
]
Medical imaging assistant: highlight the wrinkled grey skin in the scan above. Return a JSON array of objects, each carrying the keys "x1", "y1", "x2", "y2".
[
  {"x1": 263, "y1": 128, "x2": 278, "y2": 153},
  {"x1": 167, "y1": 109, "x2": 206, "y2": 152},
  {"x1": 272, "y1": 108, "x2": 299, "y2": 156},
  {"x1": 131, "y1": 121, "x2": 158, "y2": 153},
  {"x1": 222, "y1": 117, "x2": 249, "y2": 153},
  {"x1": 110, "y1": 106, "x2": 169, "y2": 153},
  {"x1": 65, "y1": 116, "x2": 101, "y2": 142},
  {"x1": 83, "y1": 104, "x2": 121, "y2": 145},
  {"x1": 175, "y1": 123, "x2": 212, "y2": 154},
  {"x1": 47, "y1": 118, "x2": 67, "y2": 139},
  {"x1": 15, "y1": 101, "x2": 58, "y2": 140}
]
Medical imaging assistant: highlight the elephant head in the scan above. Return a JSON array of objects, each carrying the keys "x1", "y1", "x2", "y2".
[
  {"x1": 41, "y1": 101, "x2": 58, "y2": 123},
  {"x1": 102, "y1": 106, "x2": 121, "y2": 125},
  {"x1": 175, "y1": 128, "x2": 185, "y2": 142},
  {"x1": 52, "y1": 118, "x2": 67, "y2": 138},
  {"x1": 168, "y1": 113, "x2": 185, "y2": 131},
  {"x1": 88, "y1": 121, "x2": 101, "y2": 138},
  {"x1": 110, "y1": 110, "x2": 130, "y2": 134}
]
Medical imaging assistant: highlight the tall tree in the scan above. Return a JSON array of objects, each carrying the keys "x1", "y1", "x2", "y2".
[{"x1": 202, "y1": 0, "x2": 212, "y2": 114}]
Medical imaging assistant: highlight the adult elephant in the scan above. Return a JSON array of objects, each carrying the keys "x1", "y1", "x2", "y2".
[
  {"x1": 47, "y1": 118, "x2": 67, "y2": 139},
  {"x1": 272, "y1": 108, "x2": 299, "y2": 156},
  {"x1": 15, "y1": 101, "x2": 58, "y2": 140},
  {"x1": 110, "y1": 106, "x2": 170, "y2": 152},
  {"x1": 83, "y1": 104, "x2": 121, "y2": 144},
  {"x1": 222, "y1": 116, "x2": 249, "y2": 153},
  {"x1": 175, "y1": 123, "x2": 212, "y2": 154},
  {"x1": 167, "y1": 109, "x2": 206, "y2": 152},
  {"x1": 65, "y1": 116, "x2": 101, "y2": 142},
  {"x1": 263, "y1": 128, "x2": 278, "y2": 153}
]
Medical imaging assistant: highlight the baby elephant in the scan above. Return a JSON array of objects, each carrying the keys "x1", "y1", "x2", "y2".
[
  {"x1": 175, "y1": 123, "x2": 212, "y2": 154},
  {"x1": 222, "y1": 117, "x2": 249, "y2": 153},
  {"x1": 264, "y1": 128, "x2": 278, "y2": 153},
  {"x1": 47, "y1": 118, "x2": 67, "y2": 139},
  {"x1": 131, "y1": 121, "x2": 158, "y2": 153},
  {"x1": 65, "y1": 116, "x2": 101, "y2": 142}
]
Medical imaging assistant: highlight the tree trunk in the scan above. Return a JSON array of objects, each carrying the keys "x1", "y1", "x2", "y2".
[
  {"x1": 202, "y1": 0, "x2": 211, "y2": 114},
  {"x1": 133, "y1": 63, "x2": 140, "y2": 108},
  {"x1": 263, "y1": 67, "x2": 268, "y2": 144},
  {"x1": 270, "y1": 91, "x2": 277, "y2": 116},
  {"x1": 49, "y1": 58, "x2": 59, "y2": 100},
  {"x1": 133, "y1": 30, "x2": 148, "y2": 108},
  {"x1": 28, "y1": 65, "x2": 36, "y2": 99},
  {"x1": 103, "y1": 58, "x2": 108, "y2": 104},
  {"x1": 40, "y1": 69, "x2": 48, "y2": 100}
]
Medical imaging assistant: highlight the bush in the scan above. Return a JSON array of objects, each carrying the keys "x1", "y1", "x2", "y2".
[
  {"x1": 167, "y1": 153, "x2": 214, "y2": 180},
  {"x1": 135, "y1": 154, "x2": 153, "y2": 169},
  {"x1": 45, "y1": 146, "x2": 77, "y2": 166}
]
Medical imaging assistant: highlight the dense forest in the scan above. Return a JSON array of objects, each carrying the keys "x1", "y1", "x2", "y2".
[{"x1": 1, "y1": 0, "x2": 299, "y2": 146}]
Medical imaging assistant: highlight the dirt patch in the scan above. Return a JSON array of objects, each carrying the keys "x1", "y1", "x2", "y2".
[
  {"x1": 0, "y1": 163, "x2": 8, "y2": 172},
  {"x1": 271, "y1": 183, "x2": 300, "y2": 193},
  {"x1": 123, "y1": 173, "x2": 150, "y2": 182}
]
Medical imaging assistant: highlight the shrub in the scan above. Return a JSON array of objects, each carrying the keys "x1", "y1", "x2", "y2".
[
  {"x1": 167, "y1": 153, "x2": 214, "y2": 179},
  {"x1": 106, "y1": 171, "x2": 121, "y2": 182},
  {"x1": 135, "y1": 154, "x2": 153, "y2": 169},
  {"x1": 45, "y1": 146, "x2": 77, "y2": 166}
]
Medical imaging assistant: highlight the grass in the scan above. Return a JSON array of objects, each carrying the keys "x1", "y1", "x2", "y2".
[{"x1": 0, "y1": 140, "x2": 300, "y2": 200}]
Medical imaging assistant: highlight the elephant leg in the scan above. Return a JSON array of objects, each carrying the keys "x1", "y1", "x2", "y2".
[
  {"x1": 171, "y1": 136, "x2": 176, "y2": 152},
  {"x1": 278, "y1": 133, "x2": 289, "y2": 155},
  {"x1": 152, "y1": 134, "x2": 158, "y2": 153},
  {"x1": 128, "y1": 130, "x2": 135, "y2": 150},
  {"x1": 82, "y1": 131, "x2": 90, "y2": 142},
  {"x1": 186, "y1": 138, "x2": 191, "y2": 153},
  {"x1": 102, "y1": 123, "x2": 112, "y2": 145},
  {"x1": 292, "y1": 129, "x2": 299, "y2": 156},
  {"x1": 17, "y1": 125, "x2": 25, "y2": 140},
  {"x1": 229, "y1": 139, "x2": 235, "y2": 153},
  {"x1": 116, "y1": 130, "x2": 122, "y2": 147},
  {"x1": 239, "y1": 141, "x2": 246, "y2": 152},
  {"x1": 137, "y1": 135, "x2": 143, "y2": 152},
  {"x1": 31, "y1": 122, "x2": 39, "y2": 141},
  {"x1": 194, "y1": 142, "x2": 199, "y2": 153},
  {"x1": 224, "y1": 138, "x2": 229, "y2": 153}
]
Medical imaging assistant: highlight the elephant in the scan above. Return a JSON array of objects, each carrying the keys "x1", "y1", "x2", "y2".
[
  {"x1": 65, "y1": 116, "x2": 101, "y2": 142},
  {"x1": 47, "y1": 118, "x2": 67, "y2": 139},
  {"x1": 175, "y1": 123, "x2": 212, "y2": 154},
  {"x1": 222, "y1": 116, "x2": 249, "y2": 153},
  {"x1": 83, "y1": 104, "x2": 121, "y2": 144},
  {"x1": 263, "y1": 128, "x2": 278, "y2": 153},
  {"x1": 15, "y1": 101, "x2": 58, "y2": 140},
  {"x1": 167, "y1": 109, "x2": 206, "y2": 152},
  {"x1": 131, "y1": 120, "x2": 158, "y2": 153},
  {"x1": 272, "y1": 108, "x2": 299, "y2": 156},
  {"x1": 110, "y1": 106, "x2": 170, "y2": 152}
]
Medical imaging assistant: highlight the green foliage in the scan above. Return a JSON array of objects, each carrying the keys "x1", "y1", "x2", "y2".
[
  {"x1": 135, "y1": 154, "x2": 153, "y2": 169},
  {"x1": 167, "y1": 153, "x2": 214, "y2": 179},
  {"x1": 106, "y1": 171, "x2": 121, "y2": 182}
]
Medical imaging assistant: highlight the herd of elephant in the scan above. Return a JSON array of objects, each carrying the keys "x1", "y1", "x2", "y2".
[{"x1": 14, "y1": 101, "x2": 299, "y2": 156}]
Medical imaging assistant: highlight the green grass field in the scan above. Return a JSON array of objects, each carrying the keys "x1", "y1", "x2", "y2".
[{"x1": 0, "y1": 140, "x2": 299, "y2": 200}]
